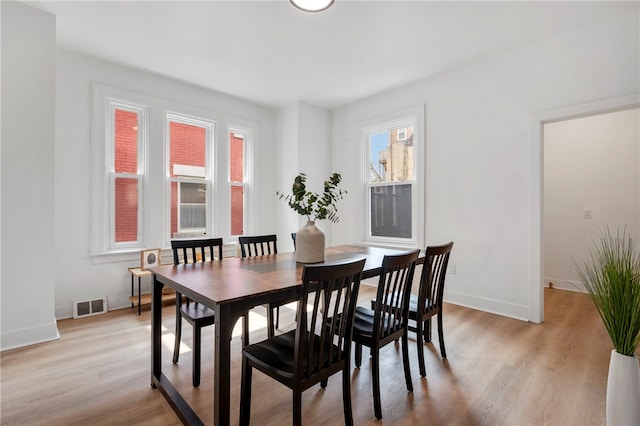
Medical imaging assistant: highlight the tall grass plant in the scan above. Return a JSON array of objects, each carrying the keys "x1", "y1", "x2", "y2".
[{"x1": 574, "y1": 227, "x2": 640, "y2": 356}]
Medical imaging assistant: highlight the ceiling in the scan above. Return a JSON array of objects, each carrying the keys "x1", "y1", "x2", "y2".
[{"x1": 26, "y1": 0, "x2": 639, "y2": 109}]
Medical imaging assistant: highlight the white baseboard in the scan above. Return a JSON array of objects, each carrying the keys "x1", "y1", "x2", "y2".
[
  {"x1": 444, "y1": 290, "x2": 530, "y2": 322},
  {"x1": 1, "y1": 320, "x2": 60, "y2": 351}
]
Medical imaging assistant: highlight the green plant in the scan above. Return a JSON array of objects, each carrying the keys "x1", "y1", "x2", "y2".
[
  {"x1": 574, "y1": 227, "x2": 640, "y2": 356},
  {"x1": 277, "y1": 172, "x2": 346, "y2": 223}
]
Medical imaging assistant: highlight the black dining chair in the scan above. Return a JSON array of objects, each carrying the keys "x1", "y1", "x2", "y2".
[
  {"x1": 171, "y1": 238, "x2": 249, "y2": 387},
  {"x1": 238, "y1": 234, "x2": 291, "y2": 337},
  {"x1": 239, "y1": 258, "x2": 366, "y2": 426},
  {"x1": 353, "y1": 249, "x2": 420, "y2": 420},
  {"x1": 408, "y1": 242, "x2": 454, "y2": 376}
]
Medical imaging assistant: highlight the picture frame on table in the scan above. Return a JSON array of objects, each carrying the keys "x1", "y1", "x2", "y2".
[{"x1": 141, "y1": 248, "x2": 161, "y2": 270}]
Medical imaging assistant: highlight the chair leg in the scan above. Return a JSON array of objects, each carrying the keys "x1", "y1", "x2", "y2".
[
  {"x1": 239, "y1": 358, "x2": 252, "y2": 426},
  {"x1": 266, "y1": 304, "x2": 275, "y2": 338},
  {"x1": 416, "y1": 317, "x2": 427, "y2": 377},
  {"x1": 342, "y1": 365, "x2": 354, "y2": 426},
  {"x1": 424, "y1": 318, "x2": 432, "y2": 342},
  {"x1": 437, "y1": 313, "x2": 447, "y2": 358},
  {"x1": 172, "y1": 296, "x2": 182, "y2": 364},
  {"x1": 192, "y1": 325, "x2": 201, "y2": 388},
  {"x1": 355, "y1": 343, "x2": 362, "y2": 367},
  {"x1": 372, "y1": 349, "x2": 382, "y2": 420},
  {"x1": 293, "y1": 389, "x2": 302, "y2": 426},
  {"x1": 401, "y1": 332, "x2": 413, "y2": 392},
  {"x1": 320, "y1": 378, "x2": 328, "y2": 388},
  {"x1": 275, "y1": 306, "x2": 280, "y2": 330},
  {"x1": 242, "y1": 312, "x2": 250, "y2": 347}
]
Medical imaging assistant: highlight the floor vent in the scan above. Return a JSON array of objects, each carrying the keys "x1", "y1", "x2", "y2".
[{"x1": 73, "y1": 298, "x2": 108, "y2": 319}]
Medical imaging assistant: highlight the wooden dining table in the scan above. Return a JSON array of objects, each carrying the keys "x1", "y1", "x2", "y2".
[{"x1": 149, "y1": 244, "x2": 423, "y2": 426}]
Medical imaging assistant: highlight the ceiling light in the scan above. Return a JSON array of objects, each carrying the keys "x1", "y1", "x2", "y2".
[{"x1": 290, "y1": 0, "x2": 335, "y2": 12}]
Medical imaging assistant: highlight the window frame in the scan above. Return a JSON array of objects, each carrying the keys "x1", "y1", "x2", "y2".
[
  {"x1": 107, "y1": 99, "x2": 148, "y2": 250},
  {"x1": 361, "y1": 105, "x2": 425, "y2": 248},
  {"x1": 165, "y1": 112, "x2": 214, "y2": 240},
  {"x1": 90, "y1": 83, "x2": 258, "y2": 260},
  {"x1": 228, "y1": 127, "x2": 253, "y2": 237}
]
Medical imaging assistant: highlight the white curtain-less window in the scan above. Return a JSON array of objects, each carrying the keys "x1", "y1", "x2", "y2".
[
  {"x1": 90, "y1": 84, "x2": 256, "y2": 258},
  {"x1": 363, "y1": 106, "x2": 425, "y2": 247}
]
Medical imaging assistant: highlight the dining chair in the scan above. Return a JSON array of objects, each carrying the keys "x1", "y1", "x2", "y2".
[
  {"x1": 353, "y1": 249, "x2": 420, "y2": 420},
  {"x1": 171, "y1": 238, "x2": 249, "y2": 388},
  {"x1": 408, "y1": 242, "x2": 454, "y2": 376},
  {"x1": 291, "y1": 232, "x2": 297, "y2": 250},
  {"x1": 238, "y1": 234, "x2": 288, "y2": 337},
  {"x1": 239, "y1": 258, "x2": 366, "y2": 426}
]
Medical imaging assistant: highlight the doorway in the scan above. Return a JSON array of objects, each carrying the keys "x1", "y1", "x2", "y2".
[
  {"x1": 528, "y1": 94, "x2": 639, "y2": 323},
  {"x1": 543, "y1": 108, "x2": 639, "y2": 294}
]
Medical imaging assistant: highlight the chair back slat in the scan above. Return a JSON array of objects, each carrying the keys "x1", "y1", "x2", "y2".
[
  {"x1": 238, "y1": 234, "x2": 278, "y2": 258},
  {"x1": 171, "y1": 238, "x2": 223, "y2": 265},
  {"x1": 373, "y1": 249, "x2": 420, "y2": 341},
  {"x1": 418, "y1": 242, "x2": 454, "y2": 313},
  {"x1": 295, "y1": 258, "x2": 366, "y2": 381}
]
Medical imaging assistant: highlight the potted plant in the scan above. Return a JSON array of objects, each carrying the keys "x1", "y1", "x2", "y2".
[
  {"x1": 277, "y1": 172, "x2": 346, "y2": 263},
  {"x1": 574, "y1": 227, "x2": 640, "y2": 425}
]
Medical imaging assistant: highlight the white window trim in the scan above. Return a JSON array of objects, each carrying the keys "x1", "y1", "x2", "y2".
[
  {"x1": 361, "y1": 105, "x2": 425, "y2": 249},
  {"x1": 228, "y1": 126, "x2": 253, "y2": 237},
  {"x1": 91, "y1": 84, "x2": 150, "y2": 256},
  {"x1": 90, "y1": 83, "x2": 259, "y2": 261},
  {"x1": 165, "y1": 112, "x2": 215, "y2": 242}
]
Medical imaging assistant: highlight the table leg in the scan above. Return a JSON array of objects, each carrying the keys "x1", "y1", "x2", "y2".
[
  {"x1": 214, "y1": 304, "x2": 239, "y2": 426},
  {"x1": 130, "y1": 274, "x2": 134, "y2": 309},
  {"x1": 151, "y1": 275, "x2": 162, "y2": 383},
  {"x1": 138, "y1": 276, "x2": 142, "y2": 315}
]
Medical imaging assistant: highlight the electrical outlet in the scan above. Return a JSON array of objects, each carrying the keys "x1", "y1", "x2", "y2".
[
  {"x1": 449, "y1": 263, "x2": 456, "y2": 275},
  {"x1": 583, "y1": 208, "x2": 592, "y2": 219}
]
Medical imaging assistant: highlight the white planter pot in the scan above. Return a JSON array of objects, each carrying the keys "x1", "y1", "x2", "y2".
[
  {"x1": 295, "y1": 221, "x2": 325, "y2": 264},
  {"x1": 607, "y1": 350, "x2": 640, "y2": 426}
]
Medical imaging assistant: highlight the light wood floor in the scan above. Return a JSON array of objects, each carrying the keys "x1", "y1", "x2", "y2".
[{"x1": 1, "y1": 287, "x2": 611, "y2": 425}]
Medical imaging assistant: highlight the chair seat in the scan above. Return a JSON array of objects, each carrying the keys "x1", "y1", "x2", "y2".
[
  {"x1": 181, "y1": 303, "x2": 216, "y2": 326},
  {"x1": 243, "y1": 329, "x2": 343, "y2": 381},
  {"x1": 353, "y1": 306, "x2": 400, "y2": 340}
]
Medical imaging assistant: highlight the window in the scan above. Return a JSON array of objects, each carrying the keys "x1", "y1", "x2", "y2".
[
  {"x1": 167, "y1": 115, "x2": 212, "y2": 239},
  {"x1": 91, "y1": 84, "x2": 257, "y2": 257},
  {"x1": 110, "y1": 101, "x2": 146, "y2": 247},
  {"x1": 229, "y1": 130, "x2": 249, "y2": 236},
  {"x1": 363, "y1": 107, "x2": 424, "y2": 246}
]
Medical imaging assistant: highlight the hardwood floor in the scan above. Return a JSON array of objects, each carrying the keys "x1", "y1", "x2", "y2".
[{"x1": 1, "y1": 287, "x2": 611, "y2": 425}]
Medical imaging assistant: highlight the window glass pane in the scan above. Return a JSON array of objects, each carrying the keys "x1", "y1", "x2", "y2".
[
  {"x1": 230, "y1": 185, "x2": 244, "y2": 236},
  {"x1": 169, "y1": 119, "x2": 207, "y2": 238},
  {"x1": 114, "y1": 109, "x2": 138, "y2": 174},
  {"x1": 369, "y1": 125, "x2": 414, "y2": 183},
  {"x1": 114, "y1": 177, "x2": 138, "y2": 242},
  {"x1": 172, "y1": 182, "x2": 206, "y2": 236},
  {"x1": 230, "y1": 132, "x2": 244, "y2": 183},
  {"x1": 370, "y1": 184, "x2": 412, "y2": 238},
  {"x1": 170, "y1": 121, "x2": 206, "y2": 177}
]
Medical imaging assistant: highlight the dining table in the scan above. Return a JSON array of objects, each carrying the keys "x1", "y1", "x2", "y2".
[{"x1": 149, "y1": 244, "x2": 424, "y2": 426}]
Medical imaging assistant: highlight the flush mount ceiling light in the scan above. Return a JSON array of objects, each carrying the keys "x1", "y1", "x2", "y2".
[{"x1": 290, "y1": 0, "x2": 335, "y2": 12}]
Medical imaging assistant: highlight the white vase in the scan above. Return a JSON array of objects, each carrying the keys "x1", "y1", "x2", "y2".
[
  {"x1": 295, "y1": 221, "x2": 325, "y2": 264},
  {"x1": 606, "y1": 350, "x2": 640, "y2": 426}
]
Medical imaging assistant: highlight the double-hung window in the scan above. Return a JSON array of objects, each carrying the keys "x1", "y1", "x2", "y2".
[
  {"x1": 109, "y1": 101, "x2": 147, "y2": 248},
  {"x1": 229, "y1": 129, "x2": 250, "y2": 236},
  {"x1": 91, "y1": 84, "x2": 255, "y2": 257},
  {"x1": 363, "y1": 106, "x2": 424, "y2": 247},
  {"x1": 167, "y1": 114, "x2": 213, "y2": 239}
]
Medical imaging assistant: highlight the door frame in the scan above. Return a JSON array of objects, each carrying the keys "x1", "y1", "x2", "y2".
[{"x1": 528, "y1": 93, "x2": 640, "y2": 323}]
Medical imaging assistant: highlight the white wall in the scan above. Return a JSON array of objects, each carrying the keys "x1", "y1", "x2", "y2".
[
  {"x1": 54, "y1": 50, "x2": 277, "y2": 320},
  {"x1": 1, "y1": 2, "x2": 59, "y2": 350},
  {"x1": 544, "y1": 108, "x2": 640, "y2": 291},
  {"x1": 275, "y1": 101, "x2": 333, "y2": 251},
  {"x1": 332, "y1": 10, "x2": 639, "y2": 321}
]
